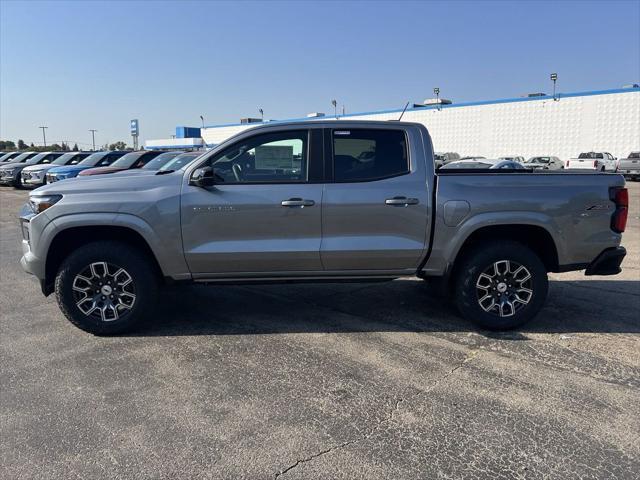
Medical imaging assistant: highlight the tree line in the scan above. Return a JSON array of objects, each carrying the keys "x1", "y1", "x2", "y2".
[{"x1": 0, "y1": 139, "x2": 130, "y2": 152}]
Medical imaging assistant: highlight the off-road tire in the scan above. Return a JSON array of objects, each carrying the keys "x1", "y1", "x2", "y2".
[
  {"x1": 454, "y1": 241, "x2": 548, "y2": 330},
  {"x1": 55, "y1": 241, "x2": 158, "y2": 335}
]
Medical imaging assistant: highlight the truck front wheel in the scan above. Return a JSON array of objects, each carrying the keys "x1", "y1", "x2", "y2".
[
  {"x1": 55, "y1": 241, "x2": 158, "y2": 335},
  {"x1": 453, "y1": 241, "x2": 548, "y2": 330}
]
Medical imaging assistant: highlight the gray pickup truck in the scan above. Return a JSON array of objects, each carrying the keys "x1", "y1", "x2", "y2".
[{"x1": 19, "y1": 121, "x2": 628, "y2": 335}]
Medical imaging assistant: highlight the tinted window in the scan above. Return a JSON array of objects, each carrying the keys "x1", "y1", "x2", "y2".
[
  {"x1": 207, "y1": 131, "x2": 308, "y2": 183},
  {"x1": 142, "y1": 152, "x2": 182, "y2": 170},
  {"x1": 68, "y1": 153, "x2": 91, "y2": 165},
  {"x1": 333, "y1": 129, "x2": 408, "y2": 182},
  {"x1": 97, "y1": 152, "x2": 128, "y2": 166},
  {"x1": 79, "y1": 152, "x2": 108, "y2": 166},
  {"x1": 12, "y1": 152, "x2": 38, "y2": 163},
  {"x1": 162, "y1": 153, "x2": 201, "y2": 171},
  {"x1": 629, "y1": 152, "x2": 640, "y2": 159}
]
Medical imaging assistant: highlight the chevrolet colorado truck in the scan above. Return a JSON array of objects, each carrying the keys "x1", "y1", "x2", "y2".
[{"x1": 19, "y1": 121, "x2": 628, "y2": 334}]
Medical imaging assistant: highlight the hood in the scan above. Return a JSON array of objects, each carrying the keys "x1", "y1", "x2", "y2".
[
  {"x1": 22, "y1": 163, "x2": 59, "y2": 173},
  {"x1": 0, "y1": 161, "x2": 26, "y2": 170},
  {"x1": 78, "y1": 166, "x2": 127, "y2": 176},
  {"x1": 47, "y1": 165, "x2": 92, "y2": 174},
  {"x1": 32, "y1": 169, "x2": 184, "y2": 196},
  {"x1": 110, "y1": 169, "x2": 160, "y2": 178}
]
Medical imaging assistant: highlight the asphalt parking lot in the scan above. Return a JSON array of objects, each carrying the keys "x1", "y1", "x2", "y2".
[{"x1": 1, "y1": 183, "x2": 639, "y2": 479}]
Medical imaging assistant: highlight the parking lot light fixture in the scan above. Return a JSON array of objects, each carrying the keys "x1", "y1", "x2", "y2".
[
  {"x1": 551, "y1": 73, "x2": 558, "y2": 101},
  {"x1": 200, "y1": 115, "x2": 205, "y2": 128},
  {"x1": 331, "y1": 99, "x2": 337, "y2": 118},
  {"x1": 258, "y1": 108, "x2": 264, "y2": 121},
  {"x1": 434, "y1": 87, "x2": 441, "y2": 111}
]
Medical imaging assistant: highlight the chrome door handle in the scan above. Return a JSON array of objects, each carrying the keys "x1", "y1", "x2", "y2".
[
  {"x1": 281, "y1": 198, "x2": 315, "y2": 207},
  {"x1": 385, "y1": 196, "x2": 419, "y2": 206}
]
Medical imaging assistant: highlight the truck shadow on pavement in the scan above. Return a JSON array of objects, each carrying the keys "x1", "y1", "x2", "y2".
[{"x1": 130, "y1": 278, "x2": 640, "y2": 337}]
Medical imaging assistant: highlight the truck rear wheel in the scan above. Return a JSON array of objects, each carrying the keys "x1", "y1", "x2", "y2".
[
  {"x1": 55, "y1": 241, "x2": 158, "y2": 335},
  {"x1": 453, "y1": 241, "x2": 548, "y2": 330}
]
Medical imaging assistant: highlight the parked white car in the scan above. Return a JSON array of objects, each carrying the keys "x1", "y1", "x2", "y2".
[
  {"x1": 566, "y1": 152, "x2": 617, "y2": 172},
  {"x1": 524, "y1": 156, "x2": 564, "y2": 170}
]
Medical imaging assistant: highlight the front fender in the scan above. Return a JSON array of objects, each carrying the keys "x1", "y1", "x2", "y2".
[{"x1": 39, "y1": 212, "x2": 191, "y2": 281}]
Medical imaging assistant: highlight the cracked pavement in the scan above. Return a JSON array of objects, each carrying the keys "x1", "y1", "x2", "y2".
[{"x1": 1, "y1": 184, "x2": 639, "y2": 479}]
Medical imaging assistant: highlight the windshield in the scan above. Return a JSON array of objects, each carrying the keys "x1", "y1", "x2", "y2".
[
  {"x1": 578, "y1": 152, "x2": 603, "y2": 159},
  {"x1": 110, "y1": 152, "x2": 145, "y2": 168},
  {"x1": 10, "y1": 152, "x2": 37, "y2": 163},
  {"x1": 78, "y1": 152, "x2": 109, "y2": 166},
  {"x1": 51, "y1": 152, "x2": 88, "y2": 165},
  {"x1": 0, "y1": 152, "x2": 19, "y2": 162},
  {"x1": 25, "y1": 153, "x2": 55, "y2": 165},
  {"x1": 142, "y1": 152, "x2": 181, "y2": 170},
  {"x1": 161, "y1": 153, "x2": 201, "y2": 171},
  {"x1": 527, "y1": 157, "x2": 550, "y2": 163}
]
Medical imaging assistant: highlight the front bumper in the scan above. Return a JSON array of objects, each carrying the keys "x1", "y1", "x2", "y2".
[
  {"x1": 585, "y1": 247, "x2": 626, "y2": 276},
  {"x1": 0, "y1": 172, "x2": 17, "y2": 184},
  {"x1": 22, "y1": 171, "x2": 46, "y2": 186}
]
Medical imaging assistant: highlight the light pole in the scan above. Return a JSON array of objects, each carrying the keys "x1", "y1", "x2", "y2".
[
  {"x1": 433, "y1": 87, "x2": 441, "y2": 111},
  {"x1": 550, "y1": 73, "x2": 558, "y2": 101},
  {"x1": 89, "y1": 129, "x2": 97, "y2": 151},
  {"x1": 39, "y1": 126, "x2": 48, "y2": 147},
  {"x1": 200, "y1": 115, "x2": 205, "y2": 128},
  {"x1": 331, "y1": 99, "x2": 337, "y2": 118},
  {"x1": 258, "y1": 108, "x2": 264, "y2": 121}
]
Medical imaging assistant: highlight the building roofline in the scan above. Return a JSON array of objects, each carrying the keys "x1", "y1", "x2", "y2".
[{"x1": 202, "y1": 86, "x2": 640, "y2": 130}]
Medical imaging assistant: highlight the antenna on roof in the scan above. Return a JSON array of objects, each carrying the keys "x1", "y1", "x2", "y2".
[{"x1": 397, "y1": 102, "x2": 410, "y2": 121}]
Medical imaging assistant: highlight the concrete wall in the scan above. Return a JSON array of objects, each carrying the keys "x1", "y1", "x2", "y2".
[{"x1": 200, "y1": 88, "x2": 640, "y2": 160}]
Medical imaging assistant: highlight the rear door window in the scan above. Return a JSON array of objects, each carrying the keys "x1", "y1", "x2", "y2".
[{"x1": 332, "y1": 129, "x2": 408, "y2": 182}]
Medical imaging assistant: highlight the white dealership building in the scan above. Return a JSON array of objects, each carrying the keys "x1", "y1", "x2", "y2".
[{"x1": 149, "y1": 86, "x2": 639, "y2": 160}]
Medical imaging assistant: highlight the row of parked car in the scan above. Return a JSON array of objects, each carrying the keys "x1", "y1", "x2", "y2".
[
  {"x1": 2, "y1": 148, "x2": 638, "y2": 190},
  {"x1": 434, "y1": 151, "x2": 640, "y2": 178},
  {"x1": 0, "y1": 150, "x2": 202, "y2": 188}
]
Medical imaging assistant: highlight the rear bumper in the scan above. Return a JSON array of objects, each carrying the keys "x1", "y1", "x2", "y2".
[{"x1": 585, "y1": 247, "x2": 626, "y2": 276}]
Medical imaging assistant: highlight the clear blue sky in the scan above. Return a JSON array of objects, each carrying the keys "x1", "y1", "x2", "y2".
[{"x1": 1, "y1": 0, "x2": 638, "y2": 148}]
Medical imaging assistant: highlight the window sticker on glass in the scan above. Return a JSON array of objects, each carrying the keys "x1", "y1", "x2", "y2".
[
  {"x1": 334, "y1": 131, "x2": 351, "y2": 136},
  {"x1": 255, "y1": 145, "x2": 294, "y2": 169}
]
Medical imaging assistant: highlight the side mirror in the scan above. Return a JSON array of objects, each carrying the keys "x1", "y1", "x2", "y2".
[{"x1": 189, "y1": 166, "x2": 215, "y2": 187}]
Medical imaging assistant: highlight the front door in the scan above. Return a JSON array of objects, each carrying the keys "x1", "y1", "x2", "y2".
[
  {"x1": 181, "y1": 128, "x2": 324, "y2": 275},
  {"x1": 320, "y1": 127, "x2": 430, "y2": 272}
]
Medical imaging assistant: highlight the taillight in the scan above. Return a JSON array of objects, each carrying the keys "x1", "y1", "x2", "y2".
[
  {"x1": 593, "y1": 160, "x2": 598, "y2": 168},
  {"x1": 610, "y1": 187, "x2": 628, "y2": 233},
  {"x1": 566, "y1": 161, "x2": 570, "y2": 168}
]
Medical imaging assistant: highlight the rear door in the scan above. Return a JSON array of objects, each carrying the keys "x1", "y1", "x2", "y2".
[
  {"x1": 181, "y1": 128, "x2": 324, "y2": 275},
  {"x1": 320, "y1": 126, "x2": 430, "y2": 272}
]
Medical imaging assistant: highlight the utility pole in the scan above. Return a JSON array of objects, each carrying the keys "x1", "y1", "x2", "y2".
[
  {"x1": 39, "y1": 126, "x2": 48, "y2": 147},
  {"x1": 89, "y1": 129, "x2": 97, "y2": 151},
  {"x1": 258, "y1": 108, "x2": 264, "y2": 121}
]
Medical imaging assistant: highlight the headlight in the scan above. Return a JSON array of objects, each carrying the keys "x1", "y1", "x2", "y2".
[{"x1": 29, "y1": 195, "x2": 63, "y2": 214}]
